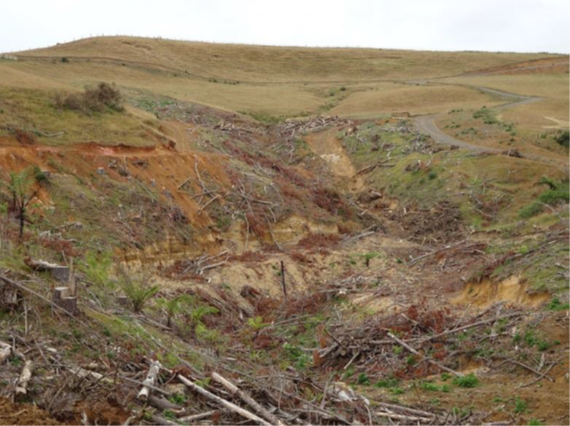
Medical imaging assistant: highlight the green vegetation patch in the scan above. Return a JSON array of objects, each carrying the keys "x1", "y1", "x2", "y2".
[
  {"x1": 519, "y1": 178, "x2": 569, "y2": 219},
  {"x1": 0, "y1": 87, "x2": 154, "y2": 146}
]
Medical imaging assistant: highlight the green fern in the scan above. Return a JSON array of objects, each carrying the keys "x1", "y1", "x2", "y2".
[
  {"x1": 156, "y1": 294, "x2": 195, "y2": 327},
  {"x1": 117, "y1": 267, "x2": 159, "y2": 313},
  {"x1": 247, "y1": 316, "x2": 268, "y2": 331}
]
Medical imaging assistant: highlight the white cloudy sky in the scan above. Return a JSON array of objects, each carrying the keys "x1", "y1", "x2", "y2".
[{"x1": 1, "y1": 0, "x2": 569, "y2": 53}]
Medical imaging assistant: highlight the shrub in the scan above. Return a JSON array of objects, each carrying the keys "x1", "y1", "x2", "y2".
[
  {"x1": 420, "y1": 382, "x2": 440, "y2": 392},
  {"x1": 518, "y1": 178, "x2": 569, "y2": 218},
  {"x1": 452, "y1": 373, "x2": 479, "y2": 388},
  {"x1": 555, "y1": 131, "x2": 569, "y2": 148},
  {"x1": 55, "y1": 82, "x2": 124, "y2": 115},
  {"x1": 519, "y1": 202, "x2": 543, "y2": 219},
  {"x1": 375, "y1": 377, "x2": 400, "y2": 388},
  {"x1": 156, "y1": 294, "x2": 195, "y2": 327},
  {"x1": 514, "y1": 397, "x2": 528, "y2": 414},
  {"x1": 473, "y1": 106, "x2": 498, "y2": 125},
  {"x1": 356, "y1": 373, "x2": 370, "y2": 385},
  {"x1": 546, "y1": 297, "x2": 569, "y2": 311}
]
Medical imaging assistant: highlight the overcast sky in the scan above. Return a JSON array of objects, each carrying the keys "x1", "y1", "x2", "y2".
[{"x1": 2, "y1": 0, "x2": 569, "y2": 54}]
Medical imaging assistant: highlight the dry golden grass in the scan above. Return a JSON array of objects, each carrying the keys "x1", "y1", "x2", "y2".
[
  {"x1": 330, "y1": 82, "x2": 501, "y2": 118},
  {"x1": 13, "y1": 36, "x2": 555, "y2": 83},
  {"x1": 0, "y1": 60, "x2": 322, "y2": 116},
  {"x1": 442, "y1": 74, "x2": 569, "y2": 130},
  {"x1": 0, "y1": 36, "x2": 566, "y2": 130}
]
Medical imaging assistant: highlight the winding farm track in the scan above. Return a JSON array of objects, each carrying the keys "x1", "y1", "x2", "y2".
[{"x1": 411, "y1": 85, "x2": 566, "y2": 167}]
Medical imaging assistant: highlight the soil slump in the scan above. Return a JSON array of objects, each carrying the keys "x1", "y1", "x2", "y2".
[{"x1": 452, "y1": 276, "x2": 549, "y2": 308}]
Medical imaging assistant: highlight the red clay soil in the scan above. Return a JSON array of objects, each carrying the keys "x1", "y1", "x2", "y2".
[{"x1": 0, "y1": 397, "x2": 60, "y2": 425}]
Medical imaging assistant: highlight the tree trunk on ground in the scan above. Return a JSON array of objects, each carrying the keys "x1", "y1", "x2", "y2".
[{"x1": 15, "y1": 360, "x2": 33, "y2": 395}]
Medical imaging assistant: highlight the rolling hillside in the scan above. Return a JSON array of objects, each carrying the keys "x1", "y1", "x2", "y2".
[{"x1": 0, "y1": 37, "x2": 568, "y2": 425}]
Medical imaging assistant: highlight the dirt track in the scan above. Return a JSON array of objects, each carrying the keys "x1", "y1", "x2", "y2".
[
  {"x1": 411, "y1": 85, "x2": 566, "y2": 166},
  {"x1": 413, "y1": 114, "x2": 499, "y2": 154}
]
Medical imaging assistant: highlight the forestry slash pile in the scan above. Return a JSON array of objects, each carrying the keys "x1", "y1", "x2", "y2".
[{"x1": 0, "y1": 94, "x2": 568, "y2": 425}]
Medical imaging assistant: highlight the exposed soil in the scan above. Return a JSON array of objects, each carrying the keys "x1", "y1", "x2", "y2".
[
  {"x1": 452, "y1": 276, "x2": 550, "y2": 308},
  {"x1": 0, "y1": 397, "x2": 60, "y2": 425}
]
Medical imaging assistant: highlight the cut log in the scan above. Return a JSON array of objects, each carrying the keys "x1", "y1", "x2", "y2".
[
  {"x1": 138, "y1": 360, "x2": 162, "y2": 401},
  {"x1": 25, "y1": 258, "x2": 60, "y2": 271},
  {"x1": 177, "y1": 411, "x2": 218, "y2": 423},
  {"x1": 150, "y1": 414, "x2": 178, "y2": 426},
  {"x1": 376, "y1": 411, "x2": 432, "y2": 422},
  {"x1": 148, "y1": 395, "x2": 183, "y2": 411},
  {"x1": 0, "y1": 341, "x2": 24, "y2": 360},
  {"x1": 15, "y1": 360, "x2": 34, "y2": 395},
  {"x1": 69, "y1": 366, "x2": 104, "y2": 381},
  {"x1": 25, "y1": 258, "x2": 70, "y2": 282},
  {"x1": 178, "y1": 375, "x2": 272, "y2": 426},
  {"x1": 0, "y1": 345, "x2": 11, "y2": 363},
  {"x1": 211, "y1": 372, "x2": 285, "y2": 426}
]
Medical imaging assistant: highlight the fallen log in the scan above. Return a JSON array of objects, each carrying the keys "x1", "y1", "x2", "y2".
[
  {"x1": 177, "y1": 410, "x2": 218, "y2": 423},
  {"x1": 148, "y1": 395, "x2": 183, "y2": 411},
  {"x1": 15, "y1": 360, "x2": 34, "y2": 395},
  {"x1": 0, "y1": 344, "x2": 11, "y2": 363},
  {"x1": 150, "y1": 414, "x2": 178, "y2": 425},
  {"x1": 178, "y1": 374, "x2": 272, "y2": 426},
  {"x1": 0, "y1": 340, "x2": 24, "y2": 361},
  {"x1": 375, "y1": 411, "x2": 433, "y2": 423},
  {"x1": 375, "y1": 402, "x2": 436, "y2": 418},
  {"x1": 212, "y1": 372, "x2": 285, "y2": 426},
  {"x1": 138, "y1": 360, "x2": 162, "y2": 401}
]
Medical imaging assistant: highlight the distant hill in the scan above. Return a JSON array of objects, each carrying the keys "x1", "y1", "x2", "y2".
[{"x1": 11, "y1": 36, "x2": 560, "y2": 83}]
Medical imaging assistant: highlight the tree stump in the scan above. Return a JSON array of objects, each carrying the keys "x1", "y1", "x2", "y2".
[
  {"x1": 0, "y1": 283, "x2": 21, "y2": 310},
  {"x1": 53, "y1": 287, "x2": 68, "y2": 302},
  {"x1": 53, "y1": 287, "x2": 78, "y2": 315},
  {"x1": 59, "y1": 297, "x2": 78, "y2": 315}
]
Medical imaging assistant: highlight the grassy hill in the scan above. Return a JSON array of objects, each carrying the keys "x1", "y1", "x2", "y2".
[
  {"x1": 11, "y1": 36, "x2": 556, "y2": 82},
  {"x1": 1, "y1": 36, "x2": 564, "y2": 119}
]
